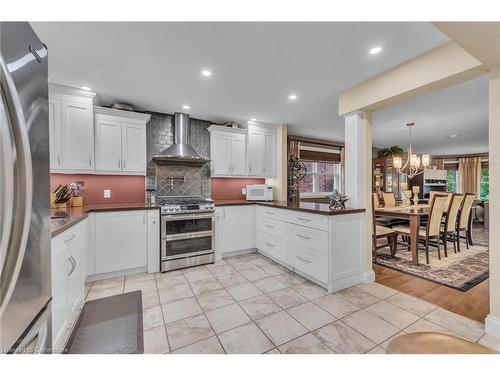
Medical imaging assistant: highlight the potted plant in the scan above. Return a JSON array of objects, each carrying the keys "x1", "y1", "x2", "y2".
[{"x1": 377, "y1": 145, "x2": 404, "y2": 159}]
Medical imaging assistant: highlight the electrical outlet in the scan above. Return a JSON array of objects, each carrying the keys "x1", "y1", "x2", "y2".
[
  {"x1": 104, "y1": 189, "x2": 111, "y2": 198},
  {"x1": 242, "y1": 188, "x2": 246, "y2": 195}
]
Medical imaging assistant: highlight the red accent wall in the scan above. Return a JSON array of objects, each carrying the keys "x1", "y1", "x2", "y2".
[
  {"x1": 211, "y1": 178, "x2": 266, "y2": 200},
  {"x1": 50, "y1": 174, "x2": 145, "y2": 205}
]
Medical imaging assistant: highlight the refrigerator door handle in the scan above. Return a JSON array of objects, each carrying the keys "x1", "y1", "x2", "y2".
[{"x1": 0, "y1": 53, "x2": 34, "y2": 317}]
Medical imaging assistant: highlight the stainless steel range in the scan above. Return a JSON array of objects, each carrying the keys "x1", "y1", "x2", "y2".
[{"x1": 159, "y1": 197, "x2": 215, "y2": 272}]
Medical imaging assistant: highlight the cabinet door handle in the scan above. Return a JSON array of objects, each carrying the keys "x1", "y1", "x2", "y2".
[
  {"x1": 296, "y1": 233, "x2": 312, "y2": 240},
  {"x1": 296, "y1": 217, "x2": 311, "y2": 222},
  {"x1": 248, "y1": 166, "x2": 252, "y2": 173},
  {"x1": 264, "y1": 242, "x2": 275, "y2": 248},
  {"x1": 296, "y1": 256, "x2": 312, "y2": 264},
  {"x1": 58, "y1": 153, "x2": 61, "y2": 166},
  {"x1": 265, "y1": 211, "x2": 275, "y2": 215},
  {"x1": 67, "y1": 256, "x2": 76, "y2": 276},
  {"x1": 64, "y1": 234, "x2": 76, "y2": 243},
  {"x1": 143, "y1": 214, "x2": 146, "y2": 226},
  {"x1": 123, "y1": 159, "x2": 126, "y2": 169},
  {"x1": 89, "y1": 155, "x2": 92, "y2": 167},
  {"x1": 118, "y1": 158, "x2": 121, "y2": 168},
  {"x1": 265, "y1": 224, "x2": 275, "y2": 229}
]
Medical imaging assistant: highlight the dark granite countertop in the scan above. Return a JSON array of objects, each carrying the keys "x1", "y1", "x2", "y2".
[
  {"x1": 213, "y1": 200, "x2": 366, "y2": 216},
  {"x1": 51, "y1": 203, "x2": 159, "y2": 238}
]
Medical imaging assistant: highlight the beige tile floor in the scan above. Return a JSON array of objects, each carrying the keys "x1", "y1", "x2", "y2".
[{"x1": 84, "y1": 252, "x2": 498, "y2": 354}]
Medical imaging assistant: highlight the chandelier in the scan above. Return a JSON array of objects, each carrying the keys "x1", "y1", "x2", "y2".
[{"x1": 393, "y1": 122, "x2": 430, "y2": 179}]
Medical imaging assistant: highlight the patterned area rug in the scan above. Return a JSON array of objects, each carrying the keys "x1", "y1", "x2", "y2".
[{"x1": 375, "y1": 242, "x2": 489, "y2": 291}]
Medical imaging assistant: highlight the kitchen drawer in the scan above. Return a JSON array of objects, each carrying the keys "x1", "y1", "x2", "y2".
[
  {"x1": 288, "y1": 245, "x2": 328, "y2": 284},
  {"x1": 256, "y1": 231, "x2": 287, "y2": 264},
  {"x1": 286, "y1": 211, "x2": 328, "y2": 231},
  {"x1": 256, "y1": 216, "x2": 286, "y2": 239},
  {"x1": 287, "y1": 223, "x2": 328, "y2": 254},
  {"x1": 255, "y1": 205, "x2": 286, "y2": 221}
]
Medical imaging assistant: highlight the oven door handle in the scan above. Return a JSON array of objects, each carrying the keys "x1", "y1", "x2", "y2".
[
  {"x1": 164, "y1": 230, "x2": 214, "y2": 241},
  {"x1": 162, "y1": 213, "x2": 214, "y2": 221}
]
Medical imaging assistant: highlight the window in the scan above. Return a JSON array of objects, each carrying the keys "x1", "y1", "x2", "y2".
[
  {"x1": 300, "y1": 160, "x2": 341, "y2": 196},
  {"x1": 480, "y1": 168, "x2": 489, "y2": 201},
  {"x1": 447, "y1": 169, "x2": 458, "y2": 193}
]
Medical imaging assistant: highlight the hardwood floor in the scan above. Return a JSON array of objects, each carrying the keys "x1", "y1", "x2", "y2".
[{"x1": 375, "y1": 224, "x2": 490, "y2": 323}]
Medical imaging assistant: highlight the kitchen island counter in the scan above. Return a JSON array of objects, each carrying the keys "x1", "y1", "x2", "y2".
[{"x1": 213, "y1": 199, "x2": 365, "y2": 216}]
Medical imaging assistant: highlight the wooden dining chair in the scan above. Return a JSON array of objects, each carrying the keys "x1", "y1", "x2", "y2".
[
  {"x1": 457, "y1": 193, "x2": 476, "y2": 252},
  {"x1": 395, "y1": 194, "x2": 448, "y2": 264},
  {"x1": 372, "y1": 194, "x2": 396, "y2": 263},
  {"x1": 440, "y1": 193, "x2": 464, "y2": 256},
  {"x1": 382, "y1": 192, "x2": 397, "y2": 207}
]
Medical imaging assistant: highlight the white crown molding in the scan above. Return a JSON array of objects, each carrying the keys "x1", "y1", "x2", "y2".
[
  {"x1": 94, "y1": 106, "x2": 151, "y2": 123},
  {"x1": 208, "y1": 124, "x2": 248, "y2": 134},
  {"x1": 49, "y1": 83, "x2": 96, "y2": 98}
]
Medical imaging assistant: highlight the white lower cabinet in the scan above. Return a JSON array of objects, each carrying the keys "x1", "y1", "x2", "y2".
[
  {"x1": 147, "y1": 210, "x2": 160, "y2": 273},
  {"x1": 255, "y1": 231, "x2": 287, "y2": 264},
  {"x1": 219, "y1": 204, "x2": 365, "y2": 292},
  {"x1": 94, "y1": 210, "x2": 147, "y2": 274},
  {"x1": 51, "y1": 220, "x2": 86, "y2": 349},
  {"x1": 217, "y1": 206, "x2": 255, "y2": 254}
]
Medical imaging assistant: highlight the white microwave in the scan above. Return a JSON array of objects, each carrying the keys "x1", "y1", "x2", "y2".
[{"x1": 246, "y1": 184, "x2": 273, "y2": 201}]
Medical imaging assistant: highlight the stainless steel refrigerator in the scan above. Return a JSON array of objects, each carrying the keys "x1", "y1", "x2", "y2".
[{"x1": 0, "y1": 22, "x2": 51, "y2": 354}]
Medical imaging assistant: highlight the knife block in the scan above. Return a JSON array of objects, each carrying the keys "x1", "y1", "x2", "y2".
[{"x1": 50, "y1": 192, "x2": 67, "y2": 209}]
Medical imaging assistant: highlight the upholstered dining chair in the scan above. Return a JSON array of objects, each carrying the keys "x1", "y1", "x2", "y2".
[
  {"x1": 395, "y1": 194, "x2": 449, "y2": 264},
  {"x1": 382, "y1": 192, "x2": 397, "y2": 207},
  {"x1": 372, "y1": 194, "x2": 396, "y2": 263},
  {"x1": 440, "y1": 193, "x2": 464, "y2": 256},
  {"x1": 457, "y1": 193, "x2": 476, "y2": 252}
]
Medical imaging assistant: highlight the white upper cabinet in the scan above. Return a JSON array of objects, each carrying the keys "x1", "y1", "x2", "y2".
[
  {"x1": 209, "y1": 124, "x2": 276, "y2": 178},
  {"x1": 262, "y1": 131, "x2": 276, "y2": 177},
  {"x1": 94, "y1": 107, "x2": 150, "y2": 175},
  {"x1": 122, "y1": 121, "x2": 147, "y2": 173},
  {"x1": 208, "y1": 126, "x2": 247, "y2": 177},
  {"x1": 95, "y1": 117, "x2": 122, "y2": 172},
  {"x1": 49, "y1": 84, "x2": 96, "y2": 173},
  {"x1": 248, "y1": 125, "x2": 276, "y2": 177}
]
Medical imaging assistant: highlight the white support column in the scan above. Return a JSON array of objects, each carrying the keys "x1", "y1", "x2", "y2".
[
  {"x1": 486, "y1": 67, "x2": 500, "y2": 338},
  {"x1": 344, "y1": 111, "x2": 374, "y2": 280}
]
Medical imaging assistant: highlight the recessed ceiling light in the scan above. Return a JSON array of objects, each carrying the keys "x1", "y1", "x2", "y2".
[
  {"x1": 369, "y1": 46, "x2": 382, "y2": 55},
  {"x1": 201, "y1": 70, "x2": 212, "y2": 77},
  {"x1": 182, "y1": 105, "x2": 190, "y2": 110},
  {"x1": 288, "y1": 94, "x2": 297, "y2": 100},
  {"x1": 449, "y1": 133, "x2": 461, "y2": 138},
  {"x1": 81, "y1": 86, "x2": 91, "y2": 91},
  {"x1": 250, "y1": 118, "x2": 257, "y2": 122}
]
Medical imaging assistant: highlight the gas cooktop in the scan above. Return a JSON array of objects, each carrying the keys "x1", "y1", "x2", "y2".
[{"x1": 158, "y1": 197, "x2": 215, "y2": 215}]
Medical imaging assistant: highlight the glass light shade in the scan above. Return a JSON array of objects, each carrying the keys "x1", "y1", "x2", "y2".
[
  {"x1": 410, "y1": 154, "x2": 419, "y2": 167},
  {"x1": 412, "y1": 186, "x2": 420, "y2": 194},
  {"x1": 393, "y1": 156, "x2": 402, "y2": 169},
  {"x1": 422, "y1": 154, "x2": 430, "y2": 167}
]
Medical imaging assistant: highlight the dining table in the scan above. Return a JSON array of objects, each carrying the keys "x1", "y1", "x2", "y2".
[{"x1": 374, "y1": 204, "x2": 431, "y2": 266}]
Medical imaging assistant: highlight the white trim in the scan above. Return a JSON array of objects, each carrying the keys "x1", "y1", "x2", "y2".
[
  {"x1": 94, "y1": 106, "x2": 151, "y2": 122},
  {"x1": 208, "y1": 124, "x2": 248, "y2": 135},
  {"x1": 363, "y1": 270, "x2": 376, "y2": 283},
  {"x1": 300, "y1": 145, "x2": 341, "y2": 154},
  {"x1": 49, "y1": 83, "x2": 96, "y2": 98},
  {"x1": 221, "y1": 248, "x2": 257, "y2": 257},
  {"x1": 485, "y1": 314, "x2": 500, "y2": 338}
]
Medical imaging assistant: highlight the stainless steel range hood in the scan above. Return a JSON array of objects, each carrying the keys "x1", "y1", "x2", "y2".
[{"x1": 154, "y1": 112, "x2": 210, "y2": 165}]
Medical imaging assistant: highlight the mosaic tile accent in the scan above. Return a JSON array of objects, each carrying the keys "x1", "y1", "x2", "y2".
[{"x1": 146, "y1": 112, "x2": 211, "y2": 197}]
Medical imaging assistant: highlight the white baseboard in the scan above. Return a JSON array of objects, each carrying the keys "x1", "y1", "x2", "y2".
[
  {"x1": 485, "y1": 314, "x2": 500, "y2": 338},
  {"x1": 86, "y1": 265, "x2": 148, "y2": 282},
  {"x1": 363, "y1": 270, "x2": 376, "y2": 283},
  {"x1": 221, "y1": 248, "x2": 257, "y2": 257},
  {"x1": 328, "y1": 273, "x2": 365, "y2": 293}
]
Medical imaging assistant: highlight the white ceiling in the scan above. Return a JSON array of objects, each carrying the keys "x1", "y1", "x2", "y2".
[
  {"x1": 32, "y1": 22, "x2": 448, "y2": 141},
  {"x1": 372, "y1": 75, "x2": 489, "y2": 156}
]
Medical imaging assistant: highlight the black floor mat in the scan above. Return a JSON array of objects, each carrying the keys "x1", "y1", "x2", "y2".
[{"x1": 64, "y1": 291, "x2": 144, "y2": 354}]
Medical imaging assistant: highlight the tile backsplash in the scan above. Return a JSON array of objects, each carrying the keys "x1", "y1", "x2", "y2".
[{"x1": 146, "y1": 112, "x2": 211, "y2": 198}]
